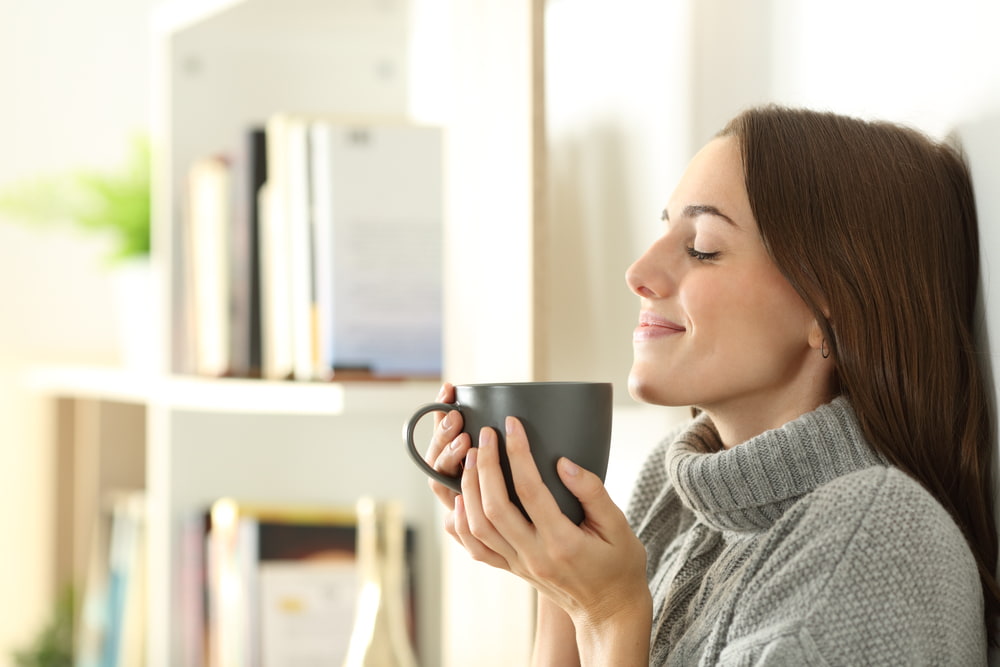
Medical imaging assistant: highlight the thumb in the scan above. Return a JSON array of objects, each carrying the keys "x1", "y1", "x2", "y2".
[{"x1": 557, "y1": 457, "x2": 627, "y2": 536}]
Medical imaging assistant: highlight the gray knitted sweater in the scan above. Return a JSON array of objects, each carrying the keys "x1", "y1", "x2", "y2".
[{"x1": 626, "y1": 397, "x2": 986, "y2": 665}]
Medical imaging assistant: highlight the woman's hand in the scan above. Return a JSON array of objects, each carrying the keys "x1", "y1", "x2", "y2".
[
  {"x1": 452, "y1": 416, "x2": 652, "y2": 664},
  {"x1": 422, "y1": 383, "x2": 473, "y2": 526}
]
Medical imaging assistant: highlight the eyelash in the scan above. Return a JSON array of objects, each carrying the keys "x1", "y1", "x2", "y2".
[{"x1": 686, "y1": 246, "x2": 720, "y2": 262}]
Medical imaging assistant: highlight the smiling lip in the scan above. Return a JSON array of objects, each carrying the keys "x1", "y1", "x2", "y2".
[{"x1": 634, "y1": 312, "x2": 686, "y2": 342}]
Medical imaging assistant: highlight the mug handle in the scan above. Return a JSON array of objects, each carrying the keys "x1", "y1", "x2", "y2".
[{"x1": 403, "y1": 402, "x2": 463, "y2": 493}]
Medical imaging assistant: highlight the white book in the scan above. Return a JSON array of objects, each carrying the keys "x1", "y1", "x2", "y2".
[
  {"x1": 259, "y1": 559, "x2": 358, "y2": 666},
  {"x1": 310, "y1": 122, "x2": 337, "y2": 381},
  {"x1": 285, "y1": 119, "x2": 317, "y2": 381},
  {"x1": 309, "y1": 121, "x2": 443, "y2": 377},
  {"x1": 261, "y1": 115, "x2": 297, "y2": 380},
  {"x1": 187, "y1": 155, "x2": 232, "y2": 377}
]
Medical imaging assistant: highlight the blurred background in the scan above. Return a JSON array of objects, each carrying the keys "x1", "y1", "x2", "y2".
[
  {"x1": 2, "y1": 0, "x2": 1000, "y2": 665},
  {"x1": 0, "y1": 0, "x2": 157, "y2": 662}
]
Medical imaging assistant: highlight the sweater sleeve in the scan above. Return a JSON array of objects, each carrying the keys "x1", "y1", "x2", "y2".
[{"x1": 719, "y1": 466, "x2": 986, "y2": 666}]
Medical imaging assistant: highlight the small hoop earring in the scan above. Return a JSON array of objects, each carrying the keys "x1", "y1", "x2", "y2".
[{"x1": 821, "y1": 339, "x2": 831, "y2": 359}]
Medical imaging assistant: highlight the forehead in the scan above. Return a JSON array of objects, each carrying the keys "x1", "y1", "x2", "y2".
[{"x1": 667, "y1": 136, "x2": 754, "y2": 227}]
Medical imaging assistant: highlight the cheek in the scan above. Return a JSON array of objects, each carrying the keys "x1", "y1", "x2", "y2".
[
  {"x1": 685, "y1": 269, "x2": 813, "y2": 352},
  {"x1": 680, "y1": 275, "x2": 732, "y2": 332},
  {"x1": 737, "y1": 279, "x2": 815, "y2": 355}
]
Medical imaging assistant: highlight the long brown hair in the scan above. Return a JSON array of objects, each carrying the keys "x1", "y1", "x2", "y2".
[{"x1": 721, "y1": 105, "x2": 1000, "y2": 633}]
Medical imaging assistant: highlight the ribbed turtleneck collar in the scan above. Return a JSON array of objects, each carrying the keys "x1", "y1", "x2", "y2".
[{"x1": 665, "y1": 397, "x2": 886, "y2": 533}]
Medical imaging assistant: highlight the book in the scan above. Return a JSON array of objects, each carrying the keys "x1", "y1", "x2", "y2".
[
  {"x1": 309, "y1": 120, "x2": 444, "y2": 378},
  {"x1": 212, "y1": 114, "x2": 444, "y2": 381},
  {"x1": 226, "y1": 127, "x2": 267, "y2": 378},
  {"x1": 285, "y1": 119, "x2": 318, "y2": 382},
  {"x1": 260, "y1": 114, "x2": 299, "y2": 380},
  {"x1": 258, "y1": 560, "x2": 357, "y2": 664},
  {"x1": 204, "y1": 499, "x2": 368, "y2": 667},
  {"x1": 246, "y1": 129, "x2": 267, "y2": 376},
  {"x1": 109, "y1": 493, "x2": 147, "y2": 666},
  {"x1": 187, "y1": 155, "x2": 233, "y2": 378},
  {"x1": 76, "y1": 491, "x2": 147, "y2": 667},
  {"x1": 179, "y1": 511, "x2": 210, "y2": 667}
]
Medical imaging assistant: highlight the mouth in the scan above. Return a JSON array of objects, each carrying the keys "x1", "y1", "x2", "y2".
[{"x1": 634, "y1": 312, "x2": 686, "y2": 341}]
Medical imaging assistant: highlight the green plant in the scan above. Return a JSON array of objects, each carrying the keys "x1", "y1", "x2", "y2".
[
  {"x1": 11, "y1": 586, "x2": 74, "y2": 667},
  {"x1": 0, "y1": 134, "x2": 150, "y2": 263}
]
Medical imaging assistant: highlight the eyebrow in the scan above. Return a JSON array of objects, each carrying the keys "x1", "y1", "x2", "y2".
[{"x1": 661, "y1": 204, "x2": 737, "y2": 226}]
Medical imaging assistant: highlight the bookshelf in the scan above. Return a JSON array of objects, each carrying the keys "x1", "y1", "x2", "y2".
[
  {"x1": 30, "y1": 0, "x2": 551, "y2": 665},
  {"x1": 31, "y1": 367, "x2": 441, "y2": 665},
  {"x1": 154, "y1": 0, "x2": 447, "y2": 664}
]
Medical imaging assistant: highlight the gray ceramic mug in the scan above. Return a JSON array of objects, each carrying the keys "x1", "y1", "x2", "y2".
[{"x1": 404, "y1": 382, "x2": 613, "y2": 524}]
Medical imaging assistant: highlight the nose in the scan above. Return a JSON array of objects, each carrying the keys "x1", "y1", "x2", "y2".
[{"x1": 626, "y1": 236, "x2": 673, "y2": 299}]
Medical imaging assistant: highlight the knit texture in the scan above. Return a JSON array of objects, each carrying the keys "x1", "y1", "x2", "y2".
[{"x1": 627, "y1": 397, "x2": 986, "y2": 665}]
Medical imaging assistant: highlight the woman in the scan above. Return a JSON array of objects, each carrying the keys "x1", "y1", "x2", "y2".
[{"x1": 423, "y1": 106, "x2": 999, "y2": 664}]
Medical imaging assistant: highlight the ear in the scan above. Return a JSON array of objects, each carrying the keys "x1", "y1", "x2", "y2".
[{"x1": 807, "y1": 318, "x2": 826, "y2": 353}]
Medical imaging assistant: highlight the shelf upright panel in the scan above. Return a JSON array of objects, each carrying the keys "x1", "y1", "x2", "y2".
[{"x1": 437, "y1": 0, "x2": 547, "y2": 664}]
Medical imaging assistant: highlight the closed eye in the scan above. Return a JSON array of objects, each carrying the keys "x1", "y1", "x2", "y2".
[{"x1": 686, "y1": 246, "x2": 720, "y2": 261}]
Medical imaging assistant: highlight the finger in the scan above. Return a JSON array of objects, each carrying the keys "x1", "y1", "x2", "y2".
[
  {"x1": 429, "y1": 478, "x2": 459, "y2": 509},
  {"x1": 423, "y1": 383, "x2": 458, "y2": 463},
  {"x1": 452, "y1": 495, "x2": 510, "y2": 570},
  {"x1": 427, "y1": 432, "x2": 472, "y2": 507},
  {"x1": 502, "y1": 417, "x2": 567, "y2": 530},
  {"x1": 433, "y1": 432, "x2": 472, "y2": 476},
  {"x1": 423, "y1": 408, "x2": 465, "y2": 465},
  {"x1": 459, "y1": 442, "x2": 519, "y2": 562},
  {"x1": 442, "y1": 504, "x2": 463, "y2": 545},
  {"x1": 556, "y1": 456, "x2": 629, "y2": 540},
  {"x1": 431, "y1": 383, "x2": 456, "y2": 427},
  {"x1": 475, "y1": 426, "x2": 535, "y2": 542}
]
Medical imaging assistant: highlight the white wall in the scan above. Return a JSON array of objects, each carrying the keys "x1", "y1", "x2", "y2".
[
  {"x1": 0, "y1": 0, "x2": 157, "y2": 659},
  {"x1": 544, "y1": 0, "x2": 698, "y2": 504},
  {"x1": 769, "y1": 1, "x2": 1000, "y2": 138}
]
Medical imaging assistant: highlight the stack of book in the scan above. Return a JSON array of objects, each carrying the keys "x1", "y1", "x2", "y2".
[
  {"x1": 179, "y1": 117, "x2": 444, "y2": 381},
  {"x1": 77, "y1": 491, "x2": 147, "y2": 667},
  {"x1": 179, "y1": 498, "x2": 417, "y2": 667}
]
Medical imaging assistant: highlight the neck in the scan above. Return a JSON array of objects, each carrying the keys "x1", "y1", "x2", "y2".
[{"x1": 699, "y1": 385, "x2": 836, "y2": 449}]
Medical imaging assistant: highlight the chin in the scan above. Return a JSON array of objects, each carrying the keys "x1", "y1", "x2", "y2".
[{"x1": 628, "y1": 369, "x2": 685, "y2": 407}]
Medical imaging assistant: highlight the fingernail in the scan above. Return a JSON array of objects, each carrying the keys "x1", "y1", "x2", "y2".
[
  {"x1": 465, "y1": 448, "x2": 477, "y2": 469},
  {"x1": 437, "y1": 384, "x2": 448, "y2": 400},
  {"x1": 505, "y1": 416, "x2": 517, "y2": 436},
  {"x1": 560, "y1": 457, "x2": 580, "y2": 476},
  {"x1": 449, "y1": 436, "x2": 463, "y2": 451},
  {"x1": 479, "y1": 428, "x2": 494, "y2": 449},
  {"x1": 441, "y1": 412, "x2": 451, "y2": 429}
]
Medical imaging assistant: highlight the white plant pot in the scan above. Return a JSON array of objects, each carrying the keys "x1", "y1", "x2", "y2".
[{"x1": 110, "y1": 256, "x2": 155, "y2": 372}]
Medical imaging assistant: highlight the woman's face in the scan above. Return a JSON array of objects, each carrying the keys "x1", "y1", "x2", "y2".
[{"x1": 626, "y1": 137, "x2": 822, "y2": 426}]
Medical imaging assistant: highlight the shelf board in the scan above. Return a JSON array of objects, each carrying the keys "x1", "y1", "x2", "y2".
[
  {"x1": 24, "y1": 364, "x2": 440, "y2": 416},
  {"x1": 151, "y1": 0, "x2": 246, "y2": 35}
]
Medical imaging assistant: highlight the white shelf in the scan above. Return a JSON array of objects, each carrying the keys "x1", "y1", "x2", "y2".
[
  {"x1": 151, "y1": 0, "x2": 244, "y2": 35},
  {"x1": 24, "y1": 364, "x2": 155, "y2": 404},
  {"x1": 24, "y1": 364, "x2": 439, "y2": 415}
]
